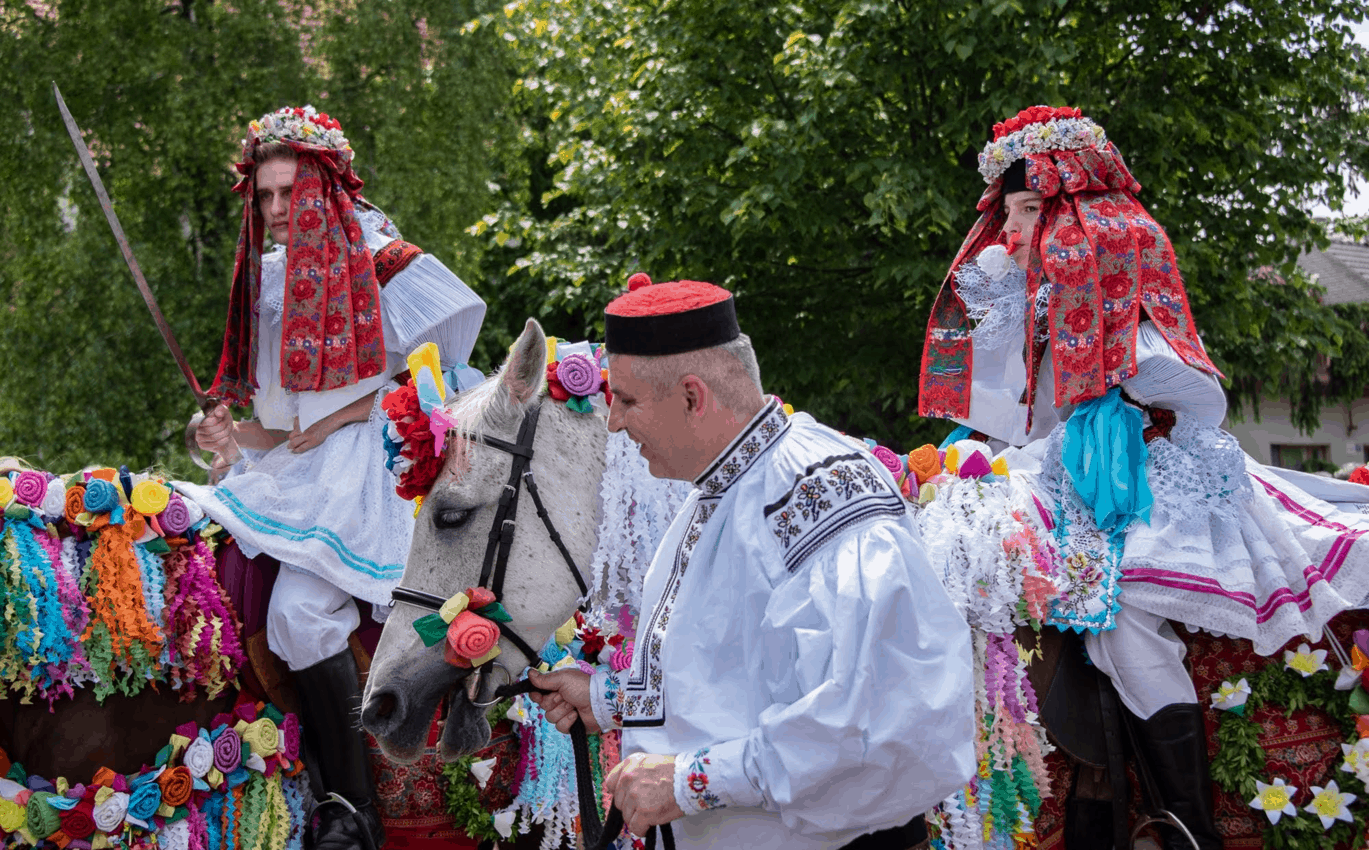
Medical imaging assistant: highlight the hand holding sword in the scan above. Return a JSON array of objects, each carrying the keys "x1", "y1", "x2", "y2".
[{"x1": 52, "y1": 82, "x2": 239, "y2": 472}]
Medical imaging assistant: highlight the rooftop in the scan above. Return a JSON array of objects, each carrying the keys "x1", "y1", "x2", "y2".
[{"x1": 1298, "y1": 235, "x2": 1369, "y2": 305}]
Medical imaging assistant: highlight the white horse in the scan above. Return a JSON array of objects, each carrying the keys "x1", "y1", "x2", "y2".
[{"x1": 362, "y1": 319, "x2": 612, "y2": 763}]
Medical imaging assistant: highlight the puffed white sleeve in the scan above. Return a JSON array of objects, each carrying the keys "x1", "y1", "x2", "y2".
[
  {"x1": 671, "y1": 521, "x2": 976, "y2": 834},
  {"x1": 1120, "y1": 322, "x2": 1227, "y2": 426}
]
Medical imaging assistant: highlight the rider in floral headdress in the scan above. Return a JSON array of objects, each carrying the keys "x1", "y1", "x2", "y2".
[
  {"x1": 921, "y1": 105, "x2": 1369, "y2": 850},
  {"x1": 182, "y1": 105, "x2": 486, "y2": 850}
]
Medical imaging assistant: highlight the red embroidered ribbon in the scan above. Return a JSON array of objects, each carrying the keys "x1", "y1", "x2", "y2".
[
  {"x1": 210, "y1": 142, "x2": 387, "y2": 406},
  {"x1": 372, "y1": 240, "x2": 424, "y2": 285},
  {"x1": 920, "y1": 141, "x2": 1222, "y2": 430}
]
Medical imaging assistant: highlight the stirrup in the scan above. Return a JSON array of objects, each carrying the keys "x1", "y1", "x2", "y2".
[
  {"x1": 306, "y1": 792, "x2": 381, "y2": 850},
  {"x1": 1130, "y1": 808, "x2": 1201, "y2": 850}
]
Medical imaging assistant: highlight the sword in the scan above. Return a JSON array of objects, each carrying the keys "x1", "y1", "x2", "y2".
[{"x1": 53, "y1": 82, "x2": 235, "y2": 470}]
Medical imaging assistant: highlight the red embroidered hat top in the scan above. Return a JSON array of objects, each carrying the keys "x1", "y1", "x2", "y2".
[
  {"x1": 919, "y1": 105, "x2": 1221, "y2": 428},
  {"x1": 604, "y1": 273, "x2": 741, "y2": 356},
  {"x1": 209, "y1": 105, "x2": 387, "y2": 407}
]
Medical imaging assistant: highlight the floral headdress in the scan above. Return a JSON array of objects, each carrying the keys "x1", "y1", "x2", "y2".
[
  {"x1": 920, "y1": 105, "x2": 1222, "y2": 427},
  {"x1": 242, "y1": 105, "x2": 353, "y2": 163},
  {"x1": 977, "y1": 106, "x2": 1107, "y2": 185},
  {"x1": 209, "y1": 105, "x2": 385, "y2": 407}
]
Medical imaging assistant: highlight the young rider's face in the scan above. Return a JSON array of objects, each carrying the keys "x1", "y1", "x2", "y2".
[
  {"x1": 1003, "y1": 190, "x2": 1044, "y2": 269},
  {"x1": 256, "y1": 158, "x2": 298, "y2": 246}
]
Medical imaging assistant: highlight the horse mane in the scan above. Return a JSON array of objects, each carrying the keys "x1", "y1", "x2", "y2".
[{"x1": 445, "y1": 362, "x2": 549, "y2": 446}]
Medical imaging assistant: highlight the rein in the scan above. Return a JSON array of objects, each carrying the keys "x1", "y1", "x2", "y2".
[{"x1": 390, "y1": 400, "x2": 639, "y2": 850}]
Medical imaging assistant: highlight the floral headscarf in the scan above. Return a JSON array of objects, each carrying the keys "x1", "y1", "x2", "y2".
[
  {"x1": 209, "y1": 106, "x2": 386, "y2": 406},
  {"x1": 920, "y1": 106, "x2": 1221, "y2": 428}
]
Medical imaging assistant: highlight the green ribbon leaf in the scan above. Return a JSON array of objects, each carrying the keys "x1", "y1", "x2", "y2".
[
  {"x1": 1348, "y1": 684, "x2": 1369, "y2": 715},
  {"x1": 565, "y1": 395, "x2": 593, "y2": 414},
  {"x1": 413, "y1": 612, "x2": 450, "y2": 647},
  {"x1": 475, "y1": 602, "x2": 513, "y2": 623}
]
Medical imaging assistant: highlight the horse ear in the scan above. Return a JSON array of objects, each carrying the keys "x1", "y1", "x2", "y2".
[{"x1": 500, "y1": 318, "x2": 547, "y2": 409}]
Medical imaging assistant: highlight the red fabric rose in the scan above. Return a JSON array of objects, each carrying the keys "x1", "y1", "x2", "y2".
[
  {"x1": 1092, "y1": 201, "x2": 1120, "y2": 219},
  {"x1": 579, "y1": 628, "x2": 606, "y2": 659},
  {"x1": 352, "y1": 291, "x2": 372, "y2": 312},
  {"x1": 297, "y1": 209, "x2": 322, "y2": 231},
  {"x1": 1101, "y1": 273, "x2": 1132, "y2": 299},
  {"x1": 1350, "y1": 466, "x2": 1369, "y2": 487},
  {"x1": 1152, "y1": 309, "x2": 1179, "y2": 328},
  {"x1": 1055, "y1": 225, "x2": 1086, "y2": 247},
  {"x1": 1065, "y1": 306, "x2": 1094, "y2": 334},
  {"x1": 545, "y1": 363, "x2": 571, "y2": 401},
  {"x1": 291, "y1": 281, "x2": 316, "y2": 300},
  {"x1": 60, "y1": 800, "x2": 96, "y2": 839},
  {"x1": 345, "y1": 221, "x2": 363, "y2": 243},
  {"x1": 447, "y1": 611, "x2": 500, "y2": 663},
  {"x1": 325, "y1": 315, "x2": 347, "y2": 335},
  {"x1": 1103, "y1": 346, "x2": 1126, "y2": 370},
  {"x1": 1135, "y1": 228, "x2": 1159, "y2": 251},
  {"x1": 287, "y1": 350, "x2": 311, "y2": 372}
]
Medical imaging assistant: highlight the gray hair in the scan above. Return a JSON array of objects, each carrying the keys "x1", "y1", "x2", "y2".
[{"x1": 630, "y1": 334, "x2": 764, "y2": 412}]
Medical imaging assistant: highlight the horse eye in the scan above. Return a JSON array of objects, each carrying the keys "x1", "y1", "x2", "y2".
[{"x1": 434, "y1": 508, "x2": 471, "y2": 530}]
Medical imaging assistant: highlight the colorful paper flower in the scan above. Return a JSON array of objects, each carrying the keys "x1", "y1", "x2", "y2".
[
  {"x1": 1249, "y1": 778, "x2": 1298, "y2": 824},
  {"x1": 12, "y1": 470, "x2": 47, "y2": 507},
  {"x1": 1305, "y1": 780, "x2": 1355, "y2": 829},
  {"x1": 91, "y1": 790, "x2": 128, "y2": 833},
  {"x1": 1341, "y1": 738, "x2": 1369, "y2": 784},
  {"x1": 183, "y1": 736, "x2": 214, "y2": 778},
  {"x1": 1284, "y1": 643, "x2": 1329, "y2": 677},
  {"x1": 1210, "y1": 678, "x2": 1252, "y2": 714},
  {"x1": 212, "y1": 728, "x2": 242, "y2": 773}
]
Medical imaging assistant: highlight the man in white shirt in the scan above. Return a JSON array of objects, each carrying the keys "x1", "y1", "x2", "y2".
[{"x1": 530, "y1": 273, "x2": 975, "y2": 849}]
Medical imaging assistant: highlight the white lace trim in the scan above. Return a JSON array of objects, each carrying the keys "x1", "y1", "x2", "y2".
[
  {"x1": 587, "y1": 430, "x2": 693, "y2": 613},
  {"x1": 955, "y1": 253, "x2": 1052, "y2": 351},
  {"x1": 1146, "y1": 415, "x2": 1252, "y2": 526}
]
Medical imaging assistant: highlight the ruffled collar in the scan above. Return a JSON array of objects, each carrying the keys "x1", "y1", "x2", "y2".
[{"x1": 694, "y1": 397, "x2": 790, "y2": 495}]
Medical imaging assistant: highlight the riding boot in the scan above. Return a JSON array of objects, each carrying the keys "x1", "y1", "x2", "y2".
[
  {"x1": 1128, "y1": 703, "x2": 1222, "y2": 850},
  {"x1": 292, "y1": 649, "x2": 386, "y2": 850}
]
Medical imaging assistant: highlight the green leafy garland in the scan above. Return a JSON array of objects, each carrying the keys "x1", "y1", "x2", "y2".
[
  {"x1": 1209, "y1": 663, "x2": 1367, "y2": 850},
  {"x1": 440, "y1": 700, "x2": 513, "y2": 843}
]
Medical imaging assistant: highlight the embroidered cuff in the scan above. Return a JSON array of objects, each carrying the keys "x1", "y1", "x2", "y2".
[
  {"x1": 673, "y1": 738, "x2": 761, "y2": 814},
  {"x1": 588, "y1": 667, "x2": 624, "y2": 732}
]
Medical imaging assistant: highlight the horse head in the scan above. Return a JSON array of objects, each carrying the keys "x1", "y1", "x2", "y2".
[{"x1": 361, "y1": 319, "x2": 608, "y2": 763}]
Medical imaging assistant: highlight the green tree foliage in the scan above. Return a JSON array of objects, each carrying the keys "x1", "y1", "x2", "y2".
[
  {"x1": 0, "y1": 0, "x2": 512, "y2": 477},
  {"x1": 472, "y1": 0, "x2": 1369, "y2": 447}
]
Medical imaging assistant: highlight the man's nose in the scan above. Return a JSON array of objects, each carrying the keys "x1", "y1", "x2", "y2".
[{"x1": 606, "y1": 403, "x2": 623, "y2": 432}]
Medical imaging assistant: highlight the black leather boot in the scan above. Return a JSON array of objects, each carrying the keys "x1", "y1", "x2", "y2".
[
  {"x1": 292, "y1": 650, "x2": 386, "y2": 850},
  {"x1": 1128, "y1": 703, "x2": 1222, "y2": 850}
]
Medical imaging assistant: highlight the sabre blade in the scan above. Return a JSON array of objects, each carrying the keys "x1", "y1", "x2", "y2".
[{"x1": 52, "y1": 81, "x2": 211, "y2": 409}]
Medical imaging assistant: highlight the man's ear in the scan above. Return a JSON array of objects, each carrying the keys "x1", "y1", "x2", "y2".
[{"x1": 680, "y1": 374, "x2": 709, "y2": 417}]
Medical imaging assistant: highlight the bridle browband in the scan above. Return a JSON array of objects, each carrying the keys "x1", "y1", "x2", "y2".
[{"x1": 390, "y1": 400, "x2": 593, "y2": 666}]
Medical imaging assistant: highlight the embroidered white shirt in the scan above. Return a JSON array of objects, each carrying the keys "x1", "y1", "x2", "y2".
[{"x1": 589, "y1": 399, "x2": 975, "y2": 849}]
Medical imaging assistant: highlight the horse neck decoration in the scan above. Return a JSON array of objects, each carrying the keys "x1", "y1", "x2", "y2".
[{"x1": 363, "y1": 319, "x2": 609, "y2": 763}]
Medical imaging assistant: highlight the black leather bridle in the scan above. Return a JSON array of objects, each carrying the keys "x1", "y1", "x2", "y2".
[
  {"x1": 387, "y1": 401, "x2": 649, "y2": 850},
  {"x1": 390, "y1": 401, "x2": 591, "y2": 667}
]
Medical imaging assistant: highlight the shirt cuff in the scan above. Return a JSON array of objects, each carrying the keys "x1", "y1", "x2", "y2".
[
  {"x1": 673, "y1": 738, "x2": 761, "y2": 815},
  {"x1": 588, "y1": 667, "x2": 623, "y2": 732}
]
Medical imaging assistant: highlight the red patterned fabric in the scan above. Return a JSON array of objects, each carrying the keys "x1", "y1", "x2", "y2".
[
  {"x1": 1034, "y1": 612, "x2": 1369, "y2": 848},
  {"x1": 919, "y1": 119, "x2": 1222, "y2": 428},
  {"x1": 373, "y1": 240, "x2": 425, "y2": 285},
  {"x1": 366, "y1": 713, "x2": 478, "y2": 850},
  {"x1": 210, "y1": 141, "x2": 386, "y2": 406}
]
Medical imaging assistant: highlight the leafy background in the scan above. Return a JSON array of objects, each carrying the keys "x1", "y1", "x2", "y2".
[{"x1": 3, "y1": 0, "x2": 1368, "y2": 478}]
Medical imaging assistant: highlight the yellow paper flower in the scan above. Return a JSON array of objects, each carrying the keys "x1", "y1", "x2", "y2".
[
  {"x1": 990, "y1": 457, "x2": 1009, "y2": 477},
  {"x1": 0, "y1": 479, "x2": 12, "y2": 507},
  {"x1": 130, "y1": 480, "x2": 171, "y2": 516},
  {"x1": 242, "y1": 717, "x2": 280, "y2": 757},
  {"x1": 944, "y1": 446, "x2": 960, "y2": 475},
  {"x1": 1249, "y1": 778, "x2": 1298, "y2": 824},
  {"x1": 1341, "y1": 738, "x2": 1369, "y2": 783},
  {"x1": 0, "y1": 799, "x2": 25, "y2": 833},
  {"x1": 1284, "y1": 642, "x2": 1329, "y2": 677},
  {"x1": 554, "y1": 616, "x2": 577, "y2": 647},
  {"x1": 545, "y1": 336, "x2": 560, "y2": 365},
  {"x1": 1305, "y1": 780, "x2": 1355, "y2": 829},
  {"x1": 1210, "y1": 678, "x2": 1251, "y2": 712}
]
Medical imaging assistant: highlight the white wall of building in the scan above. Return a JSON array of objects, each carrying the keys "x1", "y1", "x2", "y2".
[{"x1": 1224, "y1": 396, "x2": 1369, "y2": 469}]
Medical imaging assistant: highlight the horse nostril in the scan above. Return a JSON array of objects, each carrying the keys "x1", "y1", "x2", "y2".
[{"x1": 375, "y1": 692, "x2": 397, "y2": 719}]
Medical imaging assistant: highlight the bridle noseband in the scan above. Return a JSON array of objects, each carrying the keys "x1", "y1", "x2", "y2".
[{"x1": 391, "y1": 400, "x2": 592, "y2": 679}]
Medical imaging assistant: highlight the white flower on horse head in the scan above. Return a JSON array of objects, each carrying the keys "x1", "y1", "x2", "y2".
[
  {"x1": 1210, "y1": 678, "x2": 1251, "y2": 712},
  {"x1": 1250, "y1": 778, "x2": 1298, "y2": 824},
  {"x1": 1284, "y1": 643, "x2": 1329, "y2": 677},
  {"x1": 469, "y1": 758, "x2": 496, "y2": 790},
  {"x1": 183, "y1": 736, "x2": 215, "y2": 778},
  {"x1": 1305, "y1": 780, "x2": 1356, "y2": 830}
]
